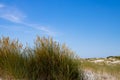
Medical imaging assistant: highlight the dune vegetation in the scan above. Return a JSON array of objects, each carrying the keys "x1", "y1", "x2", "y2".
[
  {"x1": 0, "y1": 36, "x2": 120, "y2": 80},
  {"x1": 0, "y1": 36, "x2": 83, "y2": 80},
  {"x1": 81, "y1": 58, "x2": 120, "y2": 80}
]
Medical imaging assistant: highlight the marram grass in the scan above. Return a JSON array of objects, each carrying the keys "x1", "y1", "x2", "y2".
[{"x1": 0, "y1": 36, "x2": 83, "y2": 80}]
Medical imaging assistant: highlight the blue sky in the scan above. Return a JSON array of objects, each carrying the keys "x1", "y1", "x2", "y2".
[{"x1": 0, "y1": 0, "x2": 120, "y2": 58}]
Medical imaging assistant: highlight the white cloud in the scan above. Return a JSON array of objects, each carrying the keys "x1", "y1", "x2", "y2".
[
  {"x1": 39, "y1": 27, "x2": 56, "y2": 36},
  {"x1": 21, "y1": 23, "x2": 56, "y2": 36},
  {"x1": 0, "y1": 3, "x2": 57, "y2": 36},
  {"x1": 0, "y1": 4, "x2": 5, "y2": 8},
  {"x1": 0, "y1": 3, "x2": 25, "y2": 23},
  {"x1": 0, "y1": 5, "x2": 26, "y2": 23},
  {"x1": 1, "y1": 14, "x2": 23, "y2": 23}
]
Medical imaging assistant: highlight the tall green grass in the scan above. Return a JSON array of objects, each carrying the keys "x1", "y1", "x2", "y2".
[{"x1": 0, "y1": 36, "x2": 83, "y2": 80}]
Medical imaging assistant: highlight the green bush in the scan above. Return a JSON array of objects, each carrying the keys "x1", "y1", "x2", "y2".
[{"x1": 0, "y1": 36, "x2": 83, "y2": 80}]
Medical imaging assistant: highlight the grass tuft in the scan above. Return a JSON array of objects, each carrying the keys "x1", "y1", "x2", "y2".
[{"x1": 0, "y1": 36, "x2": 83, "y2": 80}]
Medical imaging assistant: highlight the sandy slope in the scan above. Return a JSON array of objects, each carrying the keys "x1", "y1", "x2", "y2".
[{"x1": 83, "y1": 70, "x2": 118, "y2": 80}]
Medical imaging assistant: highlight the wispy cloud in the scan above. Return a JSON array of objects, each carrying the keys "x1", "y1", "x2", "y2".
[
  {"x1": 40, "y1": 27, "x2": 56, "y2": 36},
  {"x1": 0, "y1": 3, "x2": 56, "y2": 36},
  {"x1": 0, "y1": 3, "x2": 25, "y2": 23},
  {"x1": 0, "y1": 4, "x2": 5, "y2": 8},
  {"x1": 20, "y1": 22, "x2": 56, "y2": 36},
  {"x1": 0, "y1": 13, "x2": 25, "y2": 23}
]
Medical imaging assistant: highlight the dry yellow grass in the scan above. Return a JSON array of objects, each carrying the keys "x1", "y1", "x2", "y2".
[{"x1": 0, "y1": 36, "x2": 83, "y2": 80}]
